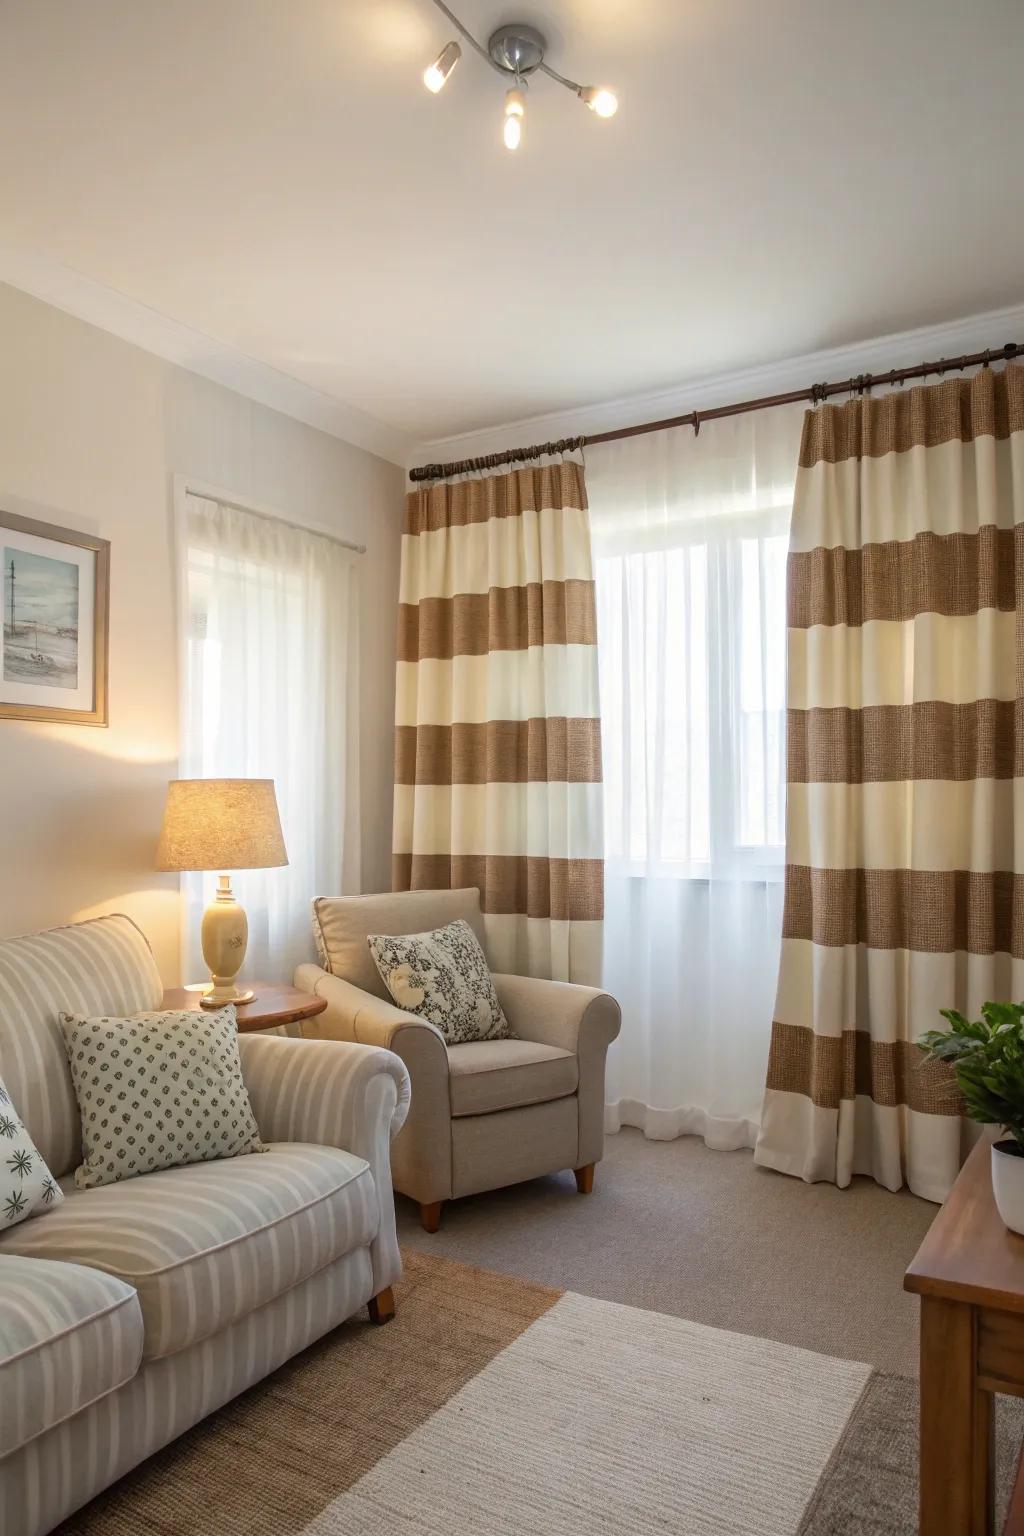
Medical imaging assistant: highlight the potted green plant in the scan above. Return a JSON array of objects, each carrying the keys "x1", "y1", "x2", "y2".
[{"x1": 919, "y1": 1003, "x2": 1024, "y2": 1234}]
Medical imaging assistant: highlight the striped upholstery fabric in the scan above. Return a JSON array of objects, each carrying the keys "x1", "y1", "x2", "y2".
[
  {"x1": 0, "y1": 923, "x2": 408, "y2": 1535},
  {"x1": 0, "y1": 915, "x2": 163, "y2": 1178},
  {"x1": 0, "y1": 1254, "x2": 142, "y2": 1458},
  {"x1": 238, "y1": 1031, "x2": 409, "y2": 1293},
  {"x1": 755, "y1": 364, "x2": 1024, "y2": 1201},
  {"x1": 0, "y1": 1145, "x2": 376, "y2": 1359},
  {"x1": 395, "y1": 461, "x2": 604, "y2": 985},
  {"x1": 2, "y1": 1245, "x2": 372, "y2": 1536}
]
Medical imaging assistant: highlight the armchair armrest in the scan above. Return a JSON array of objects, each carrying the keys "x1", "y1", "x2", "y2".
[
  {"x1": 237, "y1": 1032, "x2": 410, "y2": 1294},
  {"x1": 491, "y1": 973, "x2": 621, "y2": 1055},
  {"x1": 295, "y1": 963, "x2": 446, "y2": 1055},
  {"x1": 294, "y1": 964, "x2": 454, "y2": 1206},
  {"x1": 491, "y1": 973, "x2": 621, "y2": 1170}
]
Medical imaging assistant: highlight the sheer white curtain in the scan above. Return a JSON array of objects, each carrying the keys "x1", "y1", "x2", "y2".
[
  {"x1": 178, "y1": 492, "x2": 360, "y2": 986},
  {"x1": 588, "y1": 405, "x2": 804, "y2": 1148}
]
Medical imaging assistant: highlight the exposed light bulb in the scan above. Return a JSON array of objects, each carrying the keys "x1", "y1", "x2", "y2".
[
  {"x1": 580, "y1": 85, "x2": 618, "y2": 118},
  {"x1": 423, "y1": 40, "x2": 461, "y2": 93},
  {"x1": 503, "y1": 84, "x2": 525, "y2": 150}
]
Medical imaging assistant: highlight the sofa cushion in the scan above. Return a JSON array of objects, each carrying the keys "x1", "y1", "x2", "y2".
[
  {"x1": 0, "y1": 1143, "x2": 377, "y2": 1360},
  {"x1": 0, "y1": 914, "x2": 163, "y2": 1179},
  {"x1": 59, "y1": 1004, "x2": 266, "y2": 1189},
  {"x1": 313, "y1": 888, "x2": 488, "y2": 1000},
  {"x1": 447, "y1": 1038, "x2": 578, "y2": 1117},
  {"x1": 0, "y1": 1253, "x2": 143, "y2": 1458}
]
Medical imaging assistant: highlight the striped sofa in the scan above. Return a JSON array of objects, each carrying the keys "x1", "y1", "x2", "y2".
[{"x1": 0, "y1": 914, "x2": 410, "y2": 1536}]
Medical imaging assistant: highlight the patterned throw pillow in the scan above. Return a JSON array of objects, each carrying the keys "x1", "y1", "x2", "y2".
[
  {"x1": 0, "y1": 1077, "x2": 63, "y2": 1231},
  {"x1": 59, "y1": 1005, "x2": 267, "y2": 1190},
  {"x1": 367, "y1": 919, "x2": 513, "y2": 1046}
]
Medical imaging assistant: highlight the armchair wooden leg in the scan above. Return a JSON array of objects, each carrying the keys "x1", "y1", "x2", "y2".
[
  {"x1": 574, "y1": 1163, "x2": 596, "y2": 1194},
  {"x1": 419, "y1": 1200, "x2": 444, "y2": 1233},
  {"x1": 367, "y1": 1286, "x2": 396, "y2": 1325}
]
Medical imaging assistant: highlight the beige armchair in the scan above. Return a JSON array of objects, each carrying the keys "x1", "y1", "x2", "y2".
[{"x1": 295, "y1": 888, "x2": 620, "y2": 1232}]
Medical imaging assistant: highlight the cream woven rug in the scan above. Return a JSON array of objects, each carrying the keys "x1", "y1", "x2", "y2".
[
  {"x1": 307, "y1": 1290, "x2": 866, "y2": 1536},
  {"x1": 57, "y1": 1250, "x2": 1023, "y2": 1536}
]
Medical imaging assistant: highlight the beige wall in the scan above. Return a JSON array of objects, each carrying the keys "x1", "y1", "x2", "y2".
[{"x1": 0, "y1": 282, "x2": 403, "y2": 982}]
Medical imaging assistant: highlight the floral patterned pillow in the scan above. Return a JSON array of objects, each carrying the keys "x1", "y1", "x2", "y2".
[
  {"x1": 367, "y1": 919, "x2": 514, "y2": 1046},
  {"x1": 0, "y1": 1077, "x2": 63, "y2": 1231}
]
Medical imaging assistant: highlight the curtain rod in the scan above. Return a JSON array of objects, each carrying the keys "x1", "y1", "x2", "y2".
[{"x1": 409, "y1": 341, "x2": 1024, "y2": 484}]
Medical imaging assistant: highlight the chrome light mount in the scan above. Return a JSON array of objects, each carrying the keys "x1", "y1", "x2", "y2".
[{"x1": 487, "y1": 24, "x2": 547, "y2": 78}]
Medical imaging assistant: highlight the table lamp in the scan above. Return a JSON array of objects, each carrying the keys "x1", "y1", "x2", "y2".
[{"x1": 156, "y1": 778, "x2": 288, "y2": 1008}]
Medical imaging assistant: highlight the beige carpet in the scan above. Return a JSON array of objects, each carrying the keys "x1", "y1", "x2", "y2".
[
  {"x1": 397, "y1": 1127, "x2": 937, "y2": 1375},
  {"x1": 54, "y1": 1249, "x2": 1024, "y2": 1536}
]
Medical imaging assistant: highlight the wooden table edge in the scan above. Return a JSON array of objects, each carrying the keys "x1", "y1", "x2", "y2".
[
  {"x1": 160, "y1": 985, "x2": 328, "y2": 1032},
  {"x1": 904, "y1": 1134, "x2": 1024, "y2": 1313}
]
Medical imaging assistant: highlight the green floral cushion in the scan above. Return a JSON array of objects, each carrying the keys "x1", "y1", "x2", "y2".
[
  {"x1": 367, "y1": 919, "x2": 513, "y2": 1045},
  {"x1": 59, "y1": 1005, "x2": 266, "y2": 1189}
]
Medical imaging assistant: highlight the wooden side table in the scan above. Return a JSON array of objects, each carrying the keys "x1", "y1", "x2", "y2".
[
  {"x1": 160, "y1": 983, "x2": 327, "y2": 1035},
  {"x1": 905, "y1": 1133, "x2": 1024, "y2": 1536}
]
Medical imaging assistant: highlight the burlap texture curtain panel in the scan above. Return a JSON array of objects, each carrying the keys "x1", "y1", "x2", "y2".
[
  {"x1": 393, "y1": 459, "x2": 603, "y2": 984},
  {"x1": 755, "y1": 365, "x2": 1024, "y2": 1202}
]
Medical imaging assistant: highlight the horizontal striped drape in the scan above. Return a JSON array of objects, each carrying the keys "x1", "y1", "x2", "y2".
[
  {"x1": 394, "y1": 461, "x2": 603, "y2": 983},
  {"x1": 755, "y1": 364, "x2": 1024, "y2": 1202}
]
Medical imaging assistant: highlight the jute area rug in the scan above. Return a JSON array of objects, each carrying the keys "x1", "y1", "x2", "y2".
[{"x1": 58, "y1": 1250, "x2": 1024, "y2": 1536}]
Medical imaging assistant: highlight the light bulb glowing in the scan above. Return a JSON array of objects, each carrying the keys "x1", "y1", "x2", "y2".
[
  {"x1": 580, "y1": 86, "x2": 618, "y2": 118},
  {"x1": 503, "y1": 85, "x2": 525, "y2": 150},
  {"x1": 423, "y1": 40, "x2": 461, "y2": 93}
]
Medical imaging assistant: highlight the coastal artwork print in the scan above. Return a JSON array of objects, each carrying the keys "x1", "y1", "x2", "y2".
[
  {"x1": 3, "y1": 546, "x2": 80, "y2": 689},
  {"x1": 0, "y1": 511, "x2": 109, "y2": 725}
]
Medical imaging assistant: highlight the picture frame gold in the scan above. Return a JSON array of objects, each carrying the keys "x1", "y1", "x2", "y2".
[{"x1": 0, "y1": 510, "x2": 110, "y2": 727}]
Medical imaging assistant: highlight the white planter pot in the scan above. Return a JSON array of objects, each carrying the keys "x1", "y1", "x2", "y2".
[{"x1": 991, "y1": 1141, "x2": 1024, "y2": 1235}]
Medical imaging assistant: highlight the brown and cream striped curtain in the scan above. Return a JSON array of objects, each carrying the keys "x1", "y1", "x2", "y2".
[
  {"x1": 755, "y1": 365, "x2": 1024, "y2": 1202},
  {"x1": 393, "y1": 458, "x2": 604, "y2": 984}
]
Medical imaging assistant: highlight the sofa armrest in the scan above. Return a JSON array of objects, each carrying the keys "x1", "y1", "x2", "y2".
[
  {"x1": 491, "y1": 973, "x2": 621, "y2": 1170},
  {"x1": 237, "y1": 1032, "x2": 410, "y2": 1294},
  {"x1": 294, "y1": 964, "x2": 454, "y2": 1206}
]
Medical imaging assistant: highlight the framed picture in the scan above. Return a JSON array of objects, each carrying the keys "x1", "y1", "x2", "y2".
[{"x1": 1, "y1": 510, "x2": 110, "y2": 726}]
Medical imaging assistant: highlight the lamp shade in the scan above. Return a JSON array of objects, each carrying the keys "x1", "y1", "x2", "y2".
[{"x1": 155, "y1": 779, "x2": 288, "y2": 872}]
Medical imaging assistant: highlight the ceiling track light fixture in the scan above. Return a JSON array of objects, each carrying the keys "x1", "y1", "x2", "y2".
[{"x1": 421, "y1": 0, "x2": 618, "y2": 149}]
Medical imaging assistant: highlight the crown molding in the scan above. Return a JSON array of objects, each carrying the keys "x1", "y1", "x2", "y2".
[
  {"x1": 0, "y1": 246, "x2": 413, "y2": 468},
  {"x1": 410, "y1": 301, "x2": 1024, "y2": 470}
]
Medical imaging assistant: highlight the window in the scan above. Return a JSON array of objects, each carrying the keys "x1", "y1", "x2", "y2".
[
  {"x1": 596, "y1": 506, "x2": 789, "y2": 881},
  {"x1": 585, "y1": 405, "x2": 803, "y2": 1145},
  {"x1": 178, "y1": 489, "x2": 360, "y2": 984}
]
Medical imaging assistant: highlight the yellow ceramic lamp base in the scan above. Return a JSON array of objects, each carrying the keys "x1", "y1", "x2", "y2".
[{"x1": 199, "y1": 875, "x2": 254, "y2": 1009}]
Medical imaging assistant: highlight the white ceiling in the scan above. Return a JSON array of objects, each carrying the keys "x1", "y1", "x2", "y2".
[{"x1": 1, "y1": 0, "x2": 1022, "y2": 451}]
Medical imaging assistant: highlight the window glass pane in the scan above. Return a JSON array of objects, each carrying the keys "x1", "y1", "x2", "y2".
[{"x1": 596, "y1": 513, "x2": 788, "y2": 877}]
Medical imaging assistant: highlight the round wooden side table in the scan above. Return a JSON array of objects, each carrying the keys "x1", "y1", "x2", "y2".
[{"x1": 160, "y1": 983, "x2": 327, "y2": 1035}]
